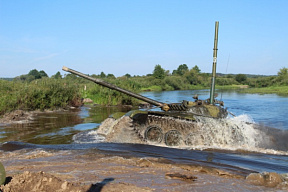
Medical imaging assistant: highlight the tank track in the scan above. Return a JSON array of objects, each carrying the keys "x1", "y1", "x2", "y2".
[{"x1": 132, "y1": 113, "x2": 200, "y2": 146}]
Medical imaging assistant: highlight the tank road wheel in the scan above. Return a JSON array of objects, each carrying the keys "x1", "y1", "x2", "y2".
[
  {"x1": 164, "y1": 130, "x2": 182, "y2": 146},
  {"x1": 144, "y1": 125, "x2": 163, "y2": 143}
]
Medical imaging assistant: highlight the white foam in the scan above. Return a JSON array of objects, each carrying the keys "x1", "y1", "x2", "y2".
[
  {"x1": 229, "y1": 114, "x2": 255, "y2": 124},
  {"x1": 184, "y1": 114, "x2": 258, "y2": 150},
  {"x1": 72, "y1": 114, "x2": 288, "y2": 155},
  {"x1": 183, "y1": 114, "x2": 288, "y2": 155},
  {"x1": 73, "y1": 130, "x2": 106, "y2": 144}
]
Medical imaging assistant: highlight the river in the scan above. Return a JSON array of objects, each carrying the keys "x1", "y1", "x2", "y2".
[{"x1": 1, "y1": 90, "x2": 288, "y2": 190}]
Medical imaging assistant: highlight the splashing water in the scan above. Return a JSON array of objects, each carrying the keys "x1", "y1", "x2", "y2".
[
  {"x1": 73, "y1": 130, "x2": 106, "y2": 144},
  {"x1": 72, "y1": 114, "x2": 288, "y2": 155},
  {"x1": 183, "y1": 114, "x2": 258, "y2": 150},
  {"x1": 186, "y1": 114, "x2": 288, "y2": 155}
]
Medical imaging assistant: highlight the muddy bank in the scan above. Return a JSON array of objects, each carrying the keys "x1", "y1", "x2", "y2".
[
  {"x1": 1, "y1": 149, "x2": 286, "y2": 192},
  {"x1": 1, "y1": 171, "x2": 150, "y2": 192},
  {"x1": 0, "y1": 110, "x2": 36, "y2": 125},
  {"x1": 0, "y1": 109, "x2": 75, "y2": 125}
]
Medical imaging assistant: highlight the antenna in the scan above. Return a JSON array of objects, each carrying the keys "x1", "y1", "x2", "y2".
[
  {"x1": 220, "y1": 54, "x2": 230, "y2": 101},
  {"x1": 209, "y1": 21, "x2": 219, "y2": 104}
]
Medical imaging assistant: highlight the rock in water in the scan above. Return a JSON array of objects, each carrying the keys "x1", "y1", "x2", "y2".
[
  {"x1": 0, "y1": 162, "x2": 6, "y2": 185},
  {"x1": 165, "y1": 173, "x2": 197, "y2": 181}
]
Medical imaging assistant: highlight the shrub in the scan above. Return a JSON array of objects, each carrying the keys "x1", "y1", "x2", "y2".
[{"x1": 0, "y1": 79, "x2": 81, "y2": 115}]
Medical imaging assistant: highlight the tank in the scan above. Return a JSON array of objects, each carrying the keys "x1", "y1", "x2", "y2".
[{"x1": 62, "y1": 21, "x2": 227, "y2": 146}]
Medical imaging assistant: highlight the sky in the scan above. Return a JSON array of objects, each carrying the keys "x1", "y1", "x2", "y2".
[{"x1": 0, "y1": 0, "x2": 287, "y2": 78}]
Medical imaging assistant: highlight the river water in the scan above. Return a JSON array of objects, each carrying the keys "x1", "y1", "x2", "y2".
[{"x1": 1, "y1": 90, "x2": 288, "y2": 175}]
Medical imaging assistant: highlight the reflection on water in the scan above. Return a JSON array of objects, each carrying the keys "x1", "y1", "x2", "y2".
[
  {"x1": 0, "y1": 105, "x2": 133, "y2": 144},
  {"x1": 83, "y1": 105, "x2": 135, "y2": 123},
  {"x1": 0, "y1": 109, "x2": 83, "y2": 144}
]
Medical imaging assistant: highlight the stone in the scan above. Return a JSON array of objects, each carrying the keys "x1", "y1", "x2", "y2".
[
  {"x1": 264, "y1": 172, "x2": 284, "y2": 187},
  {"x1": 165, "y1": 173, "x2": 197, "y2": 181},
  {"x1": 246, "y1": 172, "x2": 284, "y2": 187},
  {"x1": 246, "y1": 173, "x2": 265, "y2": 186},
  {"x1": 83, "y1": 98, "x2": 93, "y2": 103}
]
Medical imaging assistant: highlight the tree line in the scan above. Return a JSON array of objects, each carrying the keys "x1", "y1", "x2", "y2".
[{"x1": 0, "y1": 65, "x2": 287, "y2": 115}]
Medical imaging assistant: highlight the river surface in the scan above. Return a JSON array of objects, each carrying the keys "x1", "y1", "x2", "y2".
[{"x1": 1, "y1": 90, "x2": 288, "y2": 175}]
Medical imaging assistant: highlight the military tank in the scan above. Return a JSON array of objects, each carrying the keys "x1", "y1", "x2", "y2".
[{"x1": 63, "y1": 21, "x2": 228, "y2": 146}]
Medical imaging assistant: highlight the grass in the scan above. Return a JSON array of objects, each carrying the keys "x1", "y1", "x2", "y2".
[
  {"x1": 140, "y1": 85, "x2": 163, "y2": 92},
  {"x1": 238, "y1": 86, "x2": 288, "y2": 95},
  {"x1": 0, "y1": 79, "x2": 81, "y2": 115}
]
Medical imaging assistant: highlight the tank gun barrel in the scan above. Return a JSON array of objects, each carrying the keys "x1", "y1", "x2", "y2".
[{"x1": 62, "y1": 66, "x2": 165, "y2": 107}]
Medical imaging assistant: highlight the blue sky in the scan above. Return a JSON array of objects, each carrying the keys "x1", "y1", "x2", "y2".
[{"x1": 0, "y1": 0, "x2": 287, "y2": 77}]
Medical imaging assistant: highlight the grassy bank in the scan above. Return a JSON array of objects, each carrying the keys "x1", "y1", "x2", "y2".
[
  {"x1": 2, "y1": 77, "x2": 287, "y2": 117},
  {"x1": 0, "y1": 79, "x2": 82, "y2": 115},
  {"x1": 238, "y1": 86, "x2": 288, "y2": 95},
  {"x1": 1, "y1": 66, "x2": 288, "y2": 115}
]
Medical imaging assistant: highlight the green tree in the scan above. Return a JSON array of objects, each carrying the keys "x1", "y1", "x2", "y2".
[
  {"x1": 192, "y1": 65, "x2": 201, "y2": 73},
  {"x1": 153, "y1": 64, "x2": 165, "y2": 79},
  {"x1": 28, "y1": 69, "x2": 41, "y2": 79},
  {"x1": 39, "y1": 70, "x2": 48, "y2": 78},
  {"x1": 184, "y1": 69, "x2": 199, "y2": 85},
  {"x1": 226, "y1": 74, "x2": 234, "y2": 78},
  {"x1": 18, "y1": 74, "x2": 35, "y2": 82},
  {"x1": 275, "y1": 67, "x2": 288, "y2": 85},
  {"x1": 173, "y1": 64, "x2": 189, "y2": 76},
  {"x1": 235, "y1": 74, "x2": 247, "y2": 83},
  {"x1": 125, "y1": 73, "x2": 131, "y2": 78},
  {"x1": 107, "y1": 74, "x2": 116, "y2": 79},
  {"x1": 165, "y1": 76, "x2": 189, "y2": 90},
  {"x1": 100, "y1": 72, "x2": 106, "y2": 78},
  {"x1": 52, "y1": 71, "x2": 62, "y2": 79},
  {"x1": 64, "y1": 73, "x2": 77, "y2": 80},
  {"x1": 278, "y1": 67, "x2": 288, "y2": 77}
]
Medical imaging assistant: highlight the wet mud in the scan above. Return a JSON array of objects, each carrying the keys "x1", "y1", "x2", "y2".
[
  {"x1": 1, "y1": 149, "x2": 287, "y2": 192},
  {"x1": 0, "y1": 110, "x2": 35, "y2": 125},
  {"x1": 1, "y1": 105, "x2": 288, "y2": 191}
]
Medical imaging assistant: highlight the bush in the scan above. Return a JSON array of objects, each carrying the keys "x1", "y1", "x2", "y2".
[
  {"x1": 216, "y1": 77, "x2": 237, "y2": 85},
  {"x1": 164, "y1": 76, "x2": 189, "y2": 90},
  {"x1": 0, "y1": 79, "x2": 81, "y2": 115},
  {"x1": 235, "y1": 74, "x2": 247, "y2": 84}
]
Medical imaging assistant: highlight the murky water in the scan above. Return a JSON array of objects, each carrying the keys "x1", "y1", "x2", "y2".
[{"x1": 1, "y1": 90, "x2": 288, "y2": 176}]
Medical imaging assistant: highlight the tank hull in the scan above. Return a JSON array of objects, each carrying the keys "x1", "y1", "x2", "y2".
[{"x1": 97, "y1": 109, "x2": 226, "y2": 147}]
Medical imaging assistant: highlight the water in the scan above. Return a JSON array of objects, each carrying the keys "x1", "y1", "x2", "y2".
[
  {"x1": 1, "y1": 90, "x2": 288, "y2": 175},
  {"x1": 141, "y1": 89, "x2": 288, "y2": 130}
]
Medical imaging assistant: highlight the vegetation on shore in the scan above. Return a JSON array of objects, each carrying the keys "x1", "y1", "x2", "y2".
[
  {"x1": 1, "y1": 65, "x2": 288, "y2": 115},
  {"x1": 0, "y1": 78, "x2": 82, "y2": 116}
]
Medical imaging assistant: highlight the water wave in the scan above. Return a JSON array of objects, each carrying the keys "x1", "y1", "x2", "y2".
[
  {"x1": 73, "y1": 130, "x2": 105, "y2": 144},
  {"x1": 185, "y1": 114, "x2": 288, "y2": 155},
  {"x1": 72, "y1": 114, "x2": 288, "y2": 155}
]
